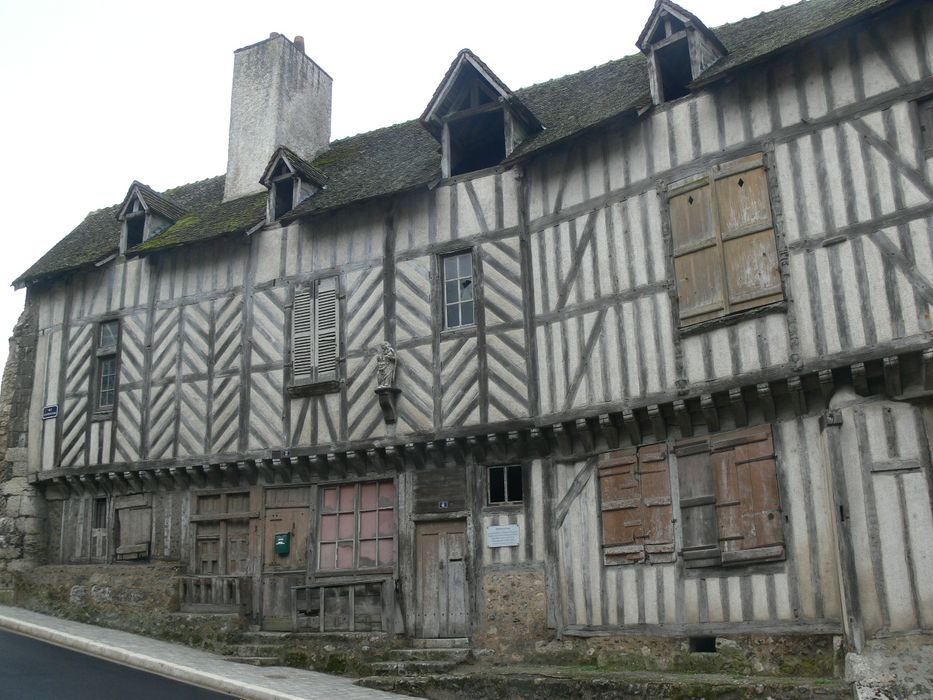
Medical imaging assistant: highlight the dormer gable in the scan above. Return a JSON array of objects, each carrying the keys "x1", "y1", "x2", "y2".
[
  {"x1": 260, "y1": 145, "x2": 326, "y2": 222},
  {"x1": 637, "y1": 1, "x2": 726, "y2": 105},
  {"x1": 116, "y1": 181, "x2": 186, "y2": 254},
  {"x1": 421, "y1": 49, "x2": 541, "y2": 178}
]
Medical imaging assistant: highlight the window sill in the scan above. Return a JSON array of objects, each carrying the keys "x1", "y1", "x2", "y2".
[
  {"x1": 678, "y1": 301, "x2": 786, "y2": 337},
  {"x1": 288, "y1": 379, "x2": 341, "y2": 397},
  {"x1": 91, "y1": 409, "x2": 114, "y2": 422},
  {"x1": 483, "y1": 502, "x2": 524, "y2": 513},
  {"x1": 439, "y1": 324, "x2": 477, "y2": 339}
]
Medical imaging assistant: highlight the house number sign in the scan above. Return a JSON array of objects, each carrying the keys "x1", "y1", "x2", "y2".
[{"x1": 486, "y1": 524, "x2": 520, "y2": 548}]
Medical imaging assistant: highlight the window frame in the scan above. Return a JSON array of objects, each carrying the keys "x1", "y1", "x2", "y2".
[
  {"x1": 94, "y1": 319, "x2": 120, "y2": 415},
  {"x1": 667, "y1": 152, "x2": 784, "y2": 328},
  {"x1": 316, "y1": 479, "x2": 397, "y2": 575},
  {"x1": 486, "y1": 464, "x2": 525, "y2": 507},
  {"x1": 441, "y1": 250, "x2": 476, "y2": 330}
]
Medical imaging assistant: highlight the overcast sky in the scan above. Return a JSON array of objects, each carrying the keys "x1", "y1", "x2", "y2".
[{"x1": 0, "y1": 0, "x2": 791, "y2": 373}]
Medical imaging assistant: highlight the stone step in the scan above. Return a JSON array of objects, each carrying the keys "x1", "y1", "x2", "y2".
[
  {"x1": 409, "y1": 637, "x2": 470, "y2": 649},
  {"x1": 390, "y1": 648, "x2": 470, "y2": 662},
  {"x1": 223, "y1": 655, "x2": 280, "y2": 667},
  {"x1": 370, "y1": 660, "x2": 462, "y2": 675}
]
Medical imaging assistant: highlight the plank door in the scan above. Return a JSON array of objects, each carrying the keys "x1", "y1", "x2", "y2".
[
  {"x1": 416, "y1": 520, "x2": 469, "y2": 638},
  {"x1": 261, "y1": 487, "x2": 311, "y2": 631}
]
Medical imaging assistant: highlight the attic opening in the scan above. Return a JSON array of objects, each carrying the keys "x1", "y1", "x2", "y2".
[
  {"x1": 273, "y1": 177, "x2": 295, "y2": 220},
  {"x1": 447, "y1": 109, "x2": 505, "y2": 176},
  {"x1": 656, "y1": 38, "x2": 692, "y2": 102},
  {"x1": 125, "y1": 214, "x2": 145, "y2": 249}
]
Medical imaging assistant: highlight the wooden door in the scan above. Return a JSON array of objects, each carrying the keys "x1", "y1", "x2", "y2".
[
  {"x1": 261, "y1": 487, "x2": 311, "y2": 630},
  {"x1": 416, "y1": 520, "x2": 469, "y2": 638}
]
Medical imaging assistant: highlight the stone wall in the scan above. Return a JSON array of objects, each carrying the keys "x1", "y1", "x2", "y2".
[
  {"x1": 0, "y1": 296, "x2": 41, "y2": 598},
  {"x1": 474, "y1": 567, "x2": 549, "y2": 658}
]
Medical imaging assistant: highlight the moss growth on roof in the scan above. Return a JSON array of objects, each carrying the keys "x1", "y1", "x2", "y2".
[{"x1": 17, "y1": 0, "x2": 902, "y2": 288}]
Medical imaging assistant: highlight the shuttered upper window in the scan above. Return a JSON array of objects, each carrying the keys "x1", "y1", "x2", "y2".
[
  {"x1": 598, "y1": 443, "x2": 675, "y2": 565},
  {"x1": 669, "y1": 153, "x2": 782, "y2": 326},
  {"x1": 675, "y1": 424, "x2": 785, "y2": 568},
  {"x1": 292, "y1": 276, "x2": 340, "y2": 386}
]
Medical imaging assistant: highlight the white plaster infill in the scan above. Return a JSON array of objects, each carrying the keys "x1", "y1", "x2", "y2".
[{"x1": 0, "y1": 605, "x2": 412, "y2": 700}]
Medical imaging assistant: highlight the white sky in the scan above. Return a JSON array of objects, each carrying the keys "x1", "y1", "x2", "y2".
[{"x1": 0, "y1": 0, "x2": 790, "y2": 372}]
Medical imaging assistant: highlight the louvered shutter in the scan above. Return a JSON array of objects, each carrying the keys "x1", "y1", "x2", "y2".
[
  {"x1": 675, "y1": 438, "x2": 721, "y2": 568},
  {"x1": 314, "y1": 276, "x2": 339, "y2": 382},
  {"x1": 670, "y1": 179, "x2": 724, "y2": 324},
  {"x1": 292, "y1": 286, "x2": 313, "y2": 383},
  {"x1": 714, "y1": 155, "x2": 782, "y2": 313},
  {"x1": 711, "y1": 424, "x2": 784, "y2": 564}
]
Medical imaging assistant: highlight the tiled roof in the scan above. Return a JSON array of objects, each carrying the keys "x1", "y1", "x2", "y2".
[{"x1": 15, "y1": 0, "x2": 903, "y2": 288}]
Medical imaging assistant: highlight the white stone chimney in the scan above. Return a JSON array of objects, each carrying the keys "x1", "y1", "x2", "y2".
[{"x1": 223, "y1": 33, "x2": 332, "y2": 202}]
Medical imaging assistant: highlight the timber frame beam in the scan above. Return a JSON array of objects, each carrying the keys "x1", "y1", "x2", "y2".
[{"x1": 29, "y1": 347, "x2": 932, "y2": 499}]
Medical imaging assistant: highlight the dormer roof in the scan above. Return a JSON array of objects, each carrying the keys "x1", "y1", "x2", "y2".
[
  {"x1": 420, "y1": 49, "x2": 541, "y2": 140},
  {"x1": 259, "y1": 145, "x2": 327, "y2": 189},
  {"x1": 116, "y1": 181, "x2": 187, "y2": 223},
  {"x1": 637, "y1": 0, "x2": 727, "y2": 55}
]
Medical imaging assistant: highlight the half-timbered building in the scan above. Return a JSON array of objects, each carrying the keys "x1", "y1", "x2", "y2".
[{"x1": 3, "y1": 0, "x2": 933, "y2": 671}]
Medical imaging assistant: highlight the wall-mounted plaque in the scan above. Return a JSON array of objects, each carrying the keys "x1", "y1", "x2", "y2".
[{"x1": 486, "y1": 524, "x2": 520, "y2": 548}]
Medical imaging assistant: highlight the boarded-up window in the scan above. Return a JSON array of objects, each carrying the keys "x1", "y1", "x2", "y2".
[
  {"x1": 669, "y1": 153, "x2": 782, "y2": 326},
  {"x1": 598, "y1": 444, "x2": 674, "y2": 565},
  {"x1": 292, "y1": 276, "x2": 340, "y2": 385},
  {"x1": 318, "y1": 480, "x2": 396, "y2": 571},
  {"x1": 675, "y1": 424, "x2": 784, "y2": 568},
  {"x1": 114, "y1": 494, "x2": 151, "y2": 561},
  {"x1": 192, "y1": 491, "x2": 256, "y2": 575}
]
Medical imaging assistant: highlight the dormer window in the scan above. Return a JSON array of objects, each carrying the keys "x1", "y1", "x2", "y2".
[
  {"x1": 261, "y1": 146, "x2": 326, "y2": 223},
  {"x1": 637, "y1": 2, "x2": 726, "y2": 106},
  {"x1": 116, "y1": 181, "x2": 186, "y2": 255},
  {"x1": 422, "y1": 50, "x2": 541, "y2": 179}
]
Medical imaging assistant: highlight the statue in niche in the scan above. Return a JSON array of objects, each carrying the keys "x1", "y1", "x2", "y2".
[{"x1": 375, "y1": 342, "x2": 397, "y2": 388}]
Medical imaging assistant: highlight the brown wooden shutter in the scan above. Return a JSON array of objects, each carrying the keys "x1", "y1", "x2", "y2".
[
  {"x1": 713, "y1": 155, "x2": 782, "y2": 313},
  {"x1": 599, "y1": 445, "x2": 673, "y2": 565},
  {"x1": 638, "y1": 443, "x2": 675, "y2": 562},
  {"x1": 292, "y1": 286, "x2": 313, "y2": 383},
  {"x1": 675, "y1": 437, "x2": 721, "y2": 568},
  {"x1": 314, "y1": 276, "x2": 339, "y2": 382},
  {"x1": 670, "y1": 179, "x2": 725, "y2": 324},
  {"x1": 711, "y1": 424, "x2": 784, "y2": 564}
]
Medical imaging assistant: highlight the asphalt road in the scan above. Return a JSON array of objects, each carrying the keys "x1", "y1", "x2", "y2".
[{"x1": 0, "y1": 629, "x2": 238, "y2": 699}]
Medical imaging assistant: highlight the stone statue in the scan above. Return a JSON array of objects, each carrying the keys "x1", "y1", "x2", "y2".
[{"x1": 375, "y1": 342, "x2": 397, "y2": 388}]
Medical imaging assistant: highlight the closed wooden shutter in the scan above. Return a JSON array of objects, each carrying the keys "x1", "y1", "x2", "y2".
[
  {"x1": 292, "y1": 286, "x2": 313, "y2": 383},
  {"x1": 711, "y1": 424, "x2": 784, "y2": 564},
  {"x1": 675, "y1": 438, "x2": 721, "y2": 568},
  {"x1": 598, "y1": 444, "x2": 673, "y2": 565},
  {"x1": 314, "y1": 276, "x2": 339, "y2": 382},
  {"x1": 670, "y1": 180, "x2": 724, "y2": 324},
  {"x1": 714, "y1": 155, "x2": 782, "y2": 313},
  {"x1": 116, "y1": 506, "x2": 151, "y2": 560}
]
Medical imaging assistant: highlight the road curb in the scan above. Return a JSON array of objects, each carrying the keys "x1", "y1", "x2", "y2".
[{"x1": 0, "y1": 613, "x2": 308, "y2": 700}]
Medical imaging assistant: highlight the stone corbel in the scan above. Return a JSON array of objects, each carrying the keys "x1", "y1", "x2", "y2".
[{"x1": 375, "y1": 386, "x2": 401, "y2": 425}]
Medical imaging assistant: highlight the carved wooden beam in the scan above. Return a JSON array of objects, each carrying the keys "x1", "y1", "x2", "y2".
[
  {"x1": 334, "y1": 452, "x2": 351, "y2": 480},
  {"x1": 466, "y1": 436, "x2": 488, "y2": 463},
  {"x1": 294, "y1": 455, "x2": 311, "y2": 481},
  {"x1": 259, "y1": 459, "x2": 277, "y2": 484},
  {"x1": 622, "y1": 409, "x2": 641, "y2": 446},
  {"x1": 787, "y1": 376, "x2": 806, "y2": 416},
  {"x1": 126, "y1": 471, "x2": 144, "y2": 492},
  {"x1": 94, "y1": 474, "x2": 114, "y2": 495},
  {"x1": 157, "y1": 468, "x2": 176, "y2": 491},
  {"x1": 852, "y1": 362, "x2": 869, "y2": 396},
  {"x1": 883, "y1": 356, "x2": 901, "y2": 397},
  {"x1": 730, "y1": 387, "x2": 747, "y2": 427},
  {"x1": 429, "y1": 440, "x2": 445, "y2": 470},
  {"x1": 242, "y1": 460, "x2": 259, "y2": 485},
  {"x1": 557, "y1": 422, "x2": 575, "y2": 455},
  {"x1": 538, "y1": 426, "x2": 557, "y2": 455},
  {"x1": 924, "y1": 348, "x2": 933, "y2": 391},
  {"x1": 171, "y1": 467, "x2": 191, "y2": 490},
  {"x1": 490, "y1": 432, "x2": 511, "y2": 461},
  {"x1": 600, "y1": 414, "x2": 620, "y2": 449},
  {"x1": 77, "y1": 475, "x2": 97, "y2": 496},
  {"x1": 819, "y1": 369, "x2": 834, "y2": 407},
  {"x1": 700, "y1": 393, "x2": 719, "y2": 433},
  {"x1": 673, "y1": 400, "x2": 692, "y2": 438},
  {"x1": 577, "y1": 419, "x2": 595, "y2": 453},
  {"x1": 189, "y1": 465, "x2": 207, "y2": 488},
  {"x1": 112, "y1": 472, "x2": 131, "y2": 494},
  {"x1": 648, "y1": 405, "x2": 666, "y2": 441},
  {"x1": 757, "y1": 383, "x2": 776, "y2": 422}
]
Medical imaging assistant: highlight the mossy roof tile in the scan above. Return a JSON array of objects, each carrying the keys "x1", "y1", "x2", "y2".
[{"x1": 16, "y1": 0, "x2": 902, "y2": 288}]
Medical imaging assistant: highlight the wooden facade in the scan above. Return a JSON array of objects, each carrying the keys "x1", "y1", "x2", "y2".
[{"x1": 11, "y1": 0, "x2": 933, "y2": 653}]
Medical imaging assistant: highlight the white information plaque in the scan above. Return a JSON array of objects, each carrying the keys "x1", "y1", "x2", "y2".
[{"x1": 486, "y1": 524, "x2": 520, "y2": 548}]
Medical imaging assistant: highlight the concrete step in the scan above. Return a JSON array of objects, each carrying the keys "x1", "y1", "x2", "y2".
[
  {"x1": 370, "y1": 660, "x2": 461, "y2": 675},
  {"x1": 409, "y1": 637, "x2": 470, "y2": 649},
  {"x1": 223, "y1": 655, "x2": 280, "y2": 667},
  {"x1": 391, "y1": 648, "x2": 470, "y2": 662}
]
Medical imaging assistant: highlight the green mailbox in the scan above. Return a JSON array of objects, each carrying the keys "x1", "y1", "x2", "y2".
[{"x1": 274, "y1": 532, "x2": 290, "y2": 556}]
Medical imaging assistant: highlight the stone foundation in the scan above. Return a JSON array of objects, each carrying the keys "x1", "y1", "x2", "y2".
[{"x1": 474, "y1": 567, "x2": 548, "y2": 657}]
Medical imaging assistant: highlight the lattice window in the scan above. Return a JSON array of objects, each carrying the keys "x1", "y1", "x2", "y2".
[
  {"x1": 318, "y1": 480, "x2": 396, "y2": 571},
  {"x1": 442, "y1": 251, "x2": 474, "y2": 329},
  {"x1": 669, "y1": 153, "x2": 782, "y2": 326}
]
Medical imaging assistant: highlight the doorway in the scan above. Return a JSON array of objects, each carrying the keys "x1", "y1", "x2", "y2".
[{"x1": 415, "y1": 519, "x2": 469, "y2": 638}]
